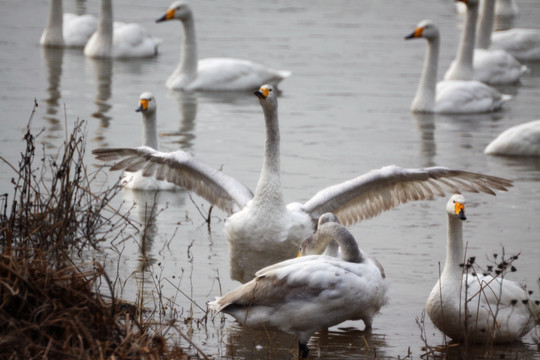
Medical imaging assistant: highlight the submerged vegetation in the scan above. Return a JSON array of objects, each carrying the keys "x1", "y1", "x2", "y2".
[{"x1": 0, "y1": 104, "x2": 202, "y2": 359}]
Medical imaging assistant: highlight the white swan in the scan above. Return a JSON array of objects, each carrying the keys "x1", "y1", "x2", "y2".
[
  {"x1": 209, "y1": 221, "x2": 388, "y2": 359},
  {"x1": 155, "y1": 1, "x2": 291, "y2": 91},
  {"x1": 122, "y1": 93, "x2": 180, "y2": 190},
  {"x1": 490, "y1": 28, "x2": 540, "y2": 61},
  {"x1": 484, "y1": 120, "x2": 540, "y2": 157},
  {"x1": 426, "y1": 194, "x2": 540, "y2": 343},
  {"x1": 92, "y1": 84, "x2": 513, "y2": 283},
  {"x1": 494, "y1": 0, "x2": 519, "y2": 31},
  {"x1": 84, "y1": 0, "x2": 159, "y2": 59},
  {"x1": 41, "y1": 0, "x2": 97, "y2": 48},
  {"x1": 405, "y1": 20, "x2": 512, "y2": 114},
  {"x1": 474, "y1": 0, "x2": 528, "y2": 85}
]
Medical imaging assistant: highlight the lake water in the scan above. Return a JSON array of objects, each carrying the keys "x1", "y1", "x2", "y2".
[{"x1": 1, "y1": 0, "x2": 540, "y2": 358}]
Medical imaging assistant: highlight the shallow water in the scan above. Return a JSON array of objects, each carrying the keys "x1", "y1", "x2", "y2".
[{"x1": 1, "y1": 0, "x2": 540, "y2": 358}]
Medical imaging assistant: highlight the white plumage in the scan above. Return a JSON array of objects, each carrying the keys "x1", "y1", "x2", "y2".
[
  {"x1": 209, "y1": 221, "x2": 388, "y2": 358},
  {"x1": 92, "y1": 84, "x2": 512, "y2": 283},
  {"x1": 84, "y1": 0, "x2": 159, "y2": 59},
  {"x1": 484, "y1": 120, "x2": 540, "y2": 157},
  {"x1": 122, "y1": 93, "x2": 179, "y2": 191},
  {"x1": 155, "y1": 1, "x2": 290, "y2": 91},
  {"x1": 491, "y1": 28, "x2": 540, "y2": 61},
  {"x1": 406, "y1": 20, "x2": 511, "y2": 114},
  {"x1": 41, "y1": 0, "x2": 97, "y2": 48},
  {"x1": 426, "y1": 195, "x2": 540, "y2": 343}
]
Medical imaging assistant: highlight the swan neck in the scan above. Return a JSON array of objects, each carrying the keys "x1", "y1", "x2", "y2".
[
  {"x1": 142, "y1": 112, "x2": 158, "y2": 150},
  {"x1": 253, "y1": 105, "x2": 283, "y2": 206},
  {"x1": 320, "y1": 224, "x2": 362, "y2": 263},
  {"x1": 443, "y1": 215, "x2": 464, "y2": 276},
  {"x1": 42, "y1": 0, "x2": 64, "y2": 46},
  {"x1": 476, "y1": 0, "x2": 495, "y2": 49},
  {"x1": 178, "y1": 16, "x2": 198, "y2": 81},
  {"x1": 412, "y1": 36, "x2": 439, "y2": 113},
  {"x1": 454, "y1": 3, "x2": 478, "y2": 80},
  {"x1": 96, "y1": 0, "x2": 113, "y2": 55}
]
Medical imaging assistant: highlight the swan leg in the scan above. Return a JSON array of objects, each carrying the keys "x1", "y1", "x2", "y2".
[
  {"x1": 299, "y1": 342, "x2": 310, "y2": 359},
  {"x1": 363, "y1": 317, "x2": 373, "y2": 331}
]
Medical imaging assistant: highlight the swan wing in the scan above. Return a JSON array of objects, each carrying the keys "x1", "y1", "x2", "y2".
[
  {"x1": 473, "y1": 49, "x2": 527, "y2": 85},
  {"x1": 436, "y1": 80, "x2": 511, "y2": 114},
  {"x1": 112, "y1": 22, "x2": 160, "y2": 58},
  {"x1": 484, "y1": 120, "x2": 540, "y2": 157},
  {"x1": 491, "y1": 29, "x2": 540, "y2": 61},
  {"x1": 92, "y1": 146, "x2": 253, "y2": 214},
  {"x1": 302, "y1": 165, "x2": 512, "y2": 226},
  {"x1": 63, "y1": 13, "x2": 97, "y2": 48},
  {"x1": 189, "y1": 58, "x2": 291, "y2": 91}
]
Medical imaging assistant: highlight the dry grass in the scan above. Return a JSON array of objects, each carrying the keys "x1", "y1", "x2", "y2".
[{"x1": 0, "y1": 103, "x2": 200, "y2": 360}]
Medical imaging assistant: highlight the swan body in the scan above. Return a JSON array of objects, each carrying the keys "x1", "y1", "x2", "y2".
[
  {"x1": 84, "y1": 0, "x2": 159, "y2": 59},
  {"x1": 41, "y1": 0, "x2": 97, "y2": 48},
  {"x1": 484, "y1": 120, "x2": 540, "y2": 157},
  {"x1": 406, "y1": 20, "x2": 512, "y2": 114},
  {"x1": 92, "y1": 85, "x2": 512, "y2": 283},
  {"x1": 155, "y1": 1, "x2": 291, "y2": 91},
  {"x1": 209, "y1": 221, "x2": 388, "y2": 358},
  {"x1": 473, "y1": 0, "x2": 527, "y2": 85},
  {"x1": 122, "y1": 93, "x2": 179, "y2": 190},
  {"x1": 426, "y1": 195, "x2": 540, "y2": 343},
  {"x1": 491, "y1": 29, "x2": 540, "y2": 61}
]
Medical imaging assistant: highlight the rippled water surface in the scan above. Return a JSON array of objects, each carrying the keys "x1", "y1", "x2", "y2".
[{"x1": 1, "y1": 0, "x2": 540, "y2": 358}]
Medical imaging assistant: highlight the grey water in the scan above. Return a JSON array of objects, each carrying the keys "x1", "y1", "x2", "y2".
[{"x1": 1, "y1": 0, "x2": 539, "y2": 358}]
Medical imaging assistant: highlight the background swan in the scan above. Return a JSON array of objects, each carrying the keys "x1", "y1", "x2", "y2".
[
  {"x1": 491, "y1": 28, "x2": 540, "y2": 61},
  {"x1": 122, "y1": 93, "x2": 180, "y2": 190},
  {"x1": 484, "y1": 120, "x2": 540, "y2": 157},
  {"x1": 84, "y1": 0, "x2": 159, "y2": 59},
  {"x1": 41, "y1": 0, "x2": 97, "y2": 48},
  {"x1": 93, "y1": 84, "x2": 513, "y2": 283},
  {"x1": 474, "y1": 0, "x2": 528, "y2": 85},
  {"x1": 209, "y1": 221, "x2": 388, "y2": 359},
  {"x1": 406, "y1": 19, "x2": 512, "y2": 114},
  {"x1": 494, "y1": 0, "x2": 519, "y2": 30},
  {"x1": 155, "y1": 1, "x2": 291, "y2": 91},
  {"x1": 426, "y1": 195, "x2": 540, "y2": 343}
]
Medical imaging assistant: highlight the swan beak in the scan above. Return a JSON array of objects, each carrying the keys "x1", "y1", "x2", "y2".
[
  {"x1": 136, "y1": 99, "x2": 149, "y2": 112},
  {"x1": 156, "y1": 9, "x2": 175, "y2": 23},
  {"x1": 405, "y1": 27, "x2": 423, "y2": 40},
  {"x1": 454, "y1": 202, "x2": 467, "y2": 221},
  {"x1": 254, "y1": 87, "x2": 269, "y2": 100}
]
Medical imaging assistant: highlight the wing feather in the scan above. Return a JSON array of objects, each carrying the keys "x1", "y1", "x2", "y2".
[
  {"x1": 92, "y1": 147, "x2": 254, "y2": 214},
  {"x1": 302, "y1": 165, "x2": 512, "y2": 226}
]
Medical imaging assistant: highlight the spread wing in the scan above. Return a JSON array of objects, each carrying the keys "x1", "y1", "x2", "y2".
[
  {"x1": 302, "y1": 165, "x2": 513, "y2": 226},
  {"x1": 92, "y1": 146, "x2": 254, "y2": 214}
]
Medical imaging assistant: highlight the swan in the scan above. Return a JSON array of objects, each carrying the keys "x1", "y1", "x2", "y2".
[
  {"x1": 92, "y1": 84, "x2": 513, "y2": 283},
  {"x1": 474, "y1": 0, "x2": 528, "y2": 85},
  {"x1": 155, "y1": 1, "x2": 291, "y2": 91},
  {"x1": 484, "y1": 120, "x2": 540, "y2": 157},
  {"x1": 426, "y1": 194, "x2": 540, "y2": 343},
  {"x1": 494, "y1": 0, "x2": 519, "y2": 31},
  {"x1": 40, "y1": 0, "x2": 97, "y2": 48},
  {"x1": 490, "y1": 28, "x2": 540, "y2": 61},
  {"x1": 84, "y1": 0, "x2": 159, "y2": 59},
  {"x1": 121, "y1": 93, "x2": 180, "y2": 190},
  {"x1": 209, "y1": 220, "x2": 388, "y2": 359},
  {"x1": 299, "y1": 212, "x2": 386, "y2": 278},
  {"x1": 405, "y1": 20, "x2": 512, "y2": 114}
]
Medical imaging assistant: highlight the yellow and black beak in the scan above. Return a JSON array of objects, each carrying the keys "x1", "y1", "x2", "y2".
[
  {"x1": 156, "y1": 8, "x2": 175, "y2": 23},
  {"x1": 136, "y1": 99, "x2": 149, "y2": 112},
  {"x1": 405, "y1": 27, "x2": 423, "y2": 40},
  {"x1": 254, "y1": 87, "x2": 270, "y2": 100},
  {"x1": 454, "y1": 202, "x2": 467, "y2": 221}
]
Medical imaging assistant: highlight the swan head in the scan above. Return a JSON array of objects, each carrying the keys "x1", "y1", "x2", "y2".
[
  {"x1": 317, "y1": 212, "x2": 341, "y2": 228},
  {"x1": 447, "y1": 194, "x2": 467, "y2": 221},
  {"x1": 457, "y1": 0, "x2": 478, "y2": 9},
  {"x1": 298, "y1": 213, "x2": 341, "y2": 257},
  {"x1": 405, "y1": 20, "x2": 439, "y2": 41},
  {"x1": 156, "y1": 1, "x2": 193, "y2": 23},
  {"x1": 136, "y1": 92, "x2": 157, "y2": 114},
  {"x1": 254, "y1": 84, "x2": 278, "y2": 111}
]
